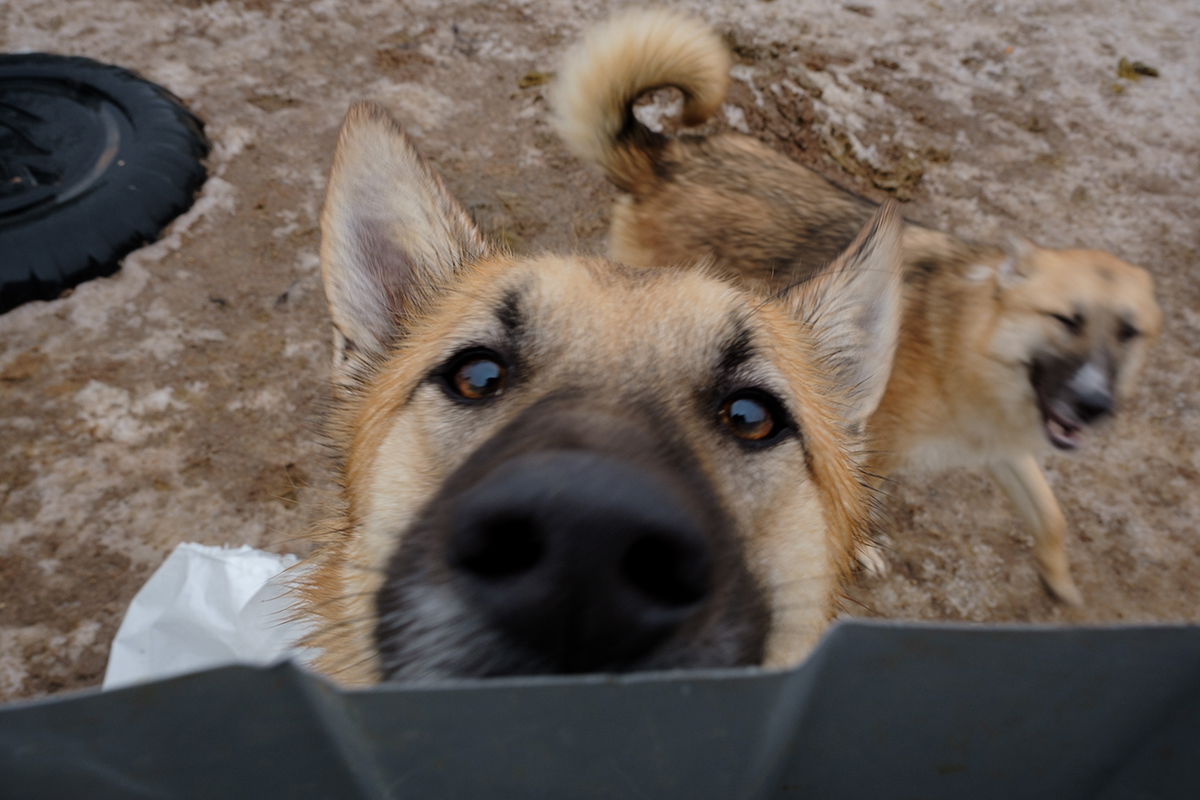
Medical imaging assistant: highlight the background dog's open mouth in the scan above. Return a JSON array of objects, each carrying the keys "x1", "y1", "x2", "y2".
[{"x1": 1041, "y1": 398, "x2": 1084, "y2": 450}]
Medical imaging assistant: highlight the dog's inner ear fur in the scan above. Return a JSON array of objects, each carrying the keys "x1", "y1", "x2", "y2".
[
  {"x1": 997, "y1": 233, "x2": 1038, "y2": 286},
  {"x1": 785, "y1": 201, "x2": 904, "y2": 426},
  {"x1": 320, "y1": 102, "x2": 492, "y2": 383}
]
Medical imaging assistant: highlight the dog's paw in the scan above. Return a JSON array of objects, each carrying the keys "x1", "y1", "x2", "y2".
[
  {"x1": 1040, "y1": 569, "x2": 1084, "y2": 606},
  {"x1": 855, "y1": 542, "x2": 890, "y2": 577},
  {"x1": 1035, "y1": 546, "x2": 1084, "y2": 606}
]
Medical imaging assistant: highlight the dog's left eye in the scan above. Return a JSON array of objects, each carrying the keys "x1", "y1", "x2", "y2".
[
  {"x1": 1051, "y1": 312, "x2": 1083, "y2": 334},
  {"x1": 447, "y1": 352, "x2": 507, "y2": 401},
  {"x1": 719, "y1": 391, "x2": 786, "y2": 444}
]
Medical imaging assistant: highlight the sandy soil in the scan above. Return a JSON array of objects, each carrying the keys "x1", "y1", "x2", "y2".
[{"x1": 1, "y1": 0, "x2": 1197, "y2": 703}]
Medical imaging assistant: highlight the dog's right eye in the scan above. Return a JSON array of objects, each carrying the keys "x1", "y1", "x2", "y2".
[
  {"x1": 719, "y1": 390, "x2": 787, "y2": 445},
  {"x1": 446, "y1": 351, "x2": 507, "y2": 401},
  {"x1": 1117, "y1": 321, "x2": 1141, "y2": 342}
]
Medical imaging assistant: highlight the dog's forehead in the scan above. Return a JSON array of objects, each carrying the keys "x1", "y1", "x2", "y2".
[
  {"x1": 1032, "y1": 249, "x2": 1158, "y2": 324},
  {"x1": 499, "y1": 255, "x2": 760, "y2": 365}
]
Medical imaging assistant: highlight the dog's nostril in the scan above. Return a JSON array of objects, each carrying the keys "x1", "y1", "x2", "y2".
[
  {"x1": 621, "y1": 533, "x2": 710, "y2": 607},
  {"x1": 1075, "y1": 391, "x2": 1114, "y2": 422},
  {"x1": 455, "y1": 516, "x2": 545, "y2": 579}
]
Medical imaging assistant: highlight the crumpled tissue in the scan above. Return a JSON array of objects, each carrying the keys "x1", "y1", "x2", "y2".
[{"x1": 103, "y1": 543, "x2": 309, "y2": 690}]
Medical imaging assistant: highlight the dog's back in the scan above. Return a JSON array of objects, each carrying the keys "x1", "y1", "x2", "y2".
[{"x1": 552, "y1": 9, "x2": 877, "y2": 288}]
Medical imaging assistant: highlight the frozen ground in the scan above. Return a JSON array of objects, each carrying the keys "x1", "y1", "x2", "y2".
[{"x1": 0, "y1": 0, "x2": 1197, "y2": 702}]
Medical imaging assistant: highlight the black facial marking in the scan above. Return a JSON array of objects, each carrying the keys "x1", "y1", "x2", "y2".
[
  {"x1": 496, "y1": 289, "x2": 524, "y2": 338},
  {"x1": 717, "y1": 318, "x2": 755, "y2": 379},
  {"x1": 1029, "y1": 347, "x2": 1117, "y2": 450},
  {"x1": 1029, "y1": 352, "x2": 1086, "y2": 402}
]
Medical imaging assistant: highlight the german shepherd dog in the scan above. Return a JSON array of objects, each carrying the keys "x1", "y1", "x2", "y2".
[
  {"x1": 295, "y1": 101, "x2": 906, "y2": 683},
  {"x1": 551, "y1": 9, "x2": 1162, "y2": 606}
]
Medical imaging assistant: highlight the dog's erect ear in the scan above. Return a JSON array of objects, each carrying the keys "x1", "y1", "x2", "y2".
[
  {"x1": 321, "y1": 102, "x2": 491, "y2": 383},
  {"x1": 786, "y1": 201, "x2": 904, "y2": 426},
  {"x1": 998, "y1": 233, "x2": 1038, "y2": 286}
]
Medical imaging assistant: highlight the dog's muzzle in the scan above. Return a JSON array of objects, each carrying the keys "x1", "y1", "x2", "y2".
[
  {"x1": 1031, "y1": 356, "x2": 1116, "y2": 450},
  {"x1": 375, "y1": 402, "x2": 769, "y2": 680}
]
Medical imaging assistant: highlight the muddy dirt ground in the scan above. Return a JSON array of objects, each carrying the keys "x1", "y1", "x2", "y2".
[{"x1": 1, "y1": 0, "x2": 1197, "y2": 702}]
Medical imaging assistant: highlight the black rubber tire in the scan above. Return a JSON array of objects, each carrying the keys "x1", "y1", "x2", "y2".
[{"x1": 0, "y1": 54, "x2": 210, "y2": 313}]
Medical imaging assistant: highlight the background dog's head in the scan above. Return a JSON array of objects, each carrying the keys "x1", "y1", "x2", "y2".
[
  {"x1": 299, "y1": 102, "x2": 904, "y2": 684},
  {"x1": 986, "y1": 236, "x2": 1161, "y2": 451}
]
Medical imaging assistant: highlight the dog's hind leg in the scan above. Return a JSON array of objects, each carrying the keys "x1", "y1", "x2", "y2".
[{"x1": 988, "y1": 454, "x2": 1083, "y2": 606}]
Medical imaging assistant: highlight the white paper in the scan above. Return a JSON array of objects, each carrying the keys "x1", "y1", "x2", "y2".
[{"x1": 103, "y1": 543, "x2": 309, "y2": 690}]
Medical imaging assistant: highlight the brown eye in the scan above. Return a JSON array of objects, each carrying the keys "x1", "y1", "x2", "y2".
[
  {"x1": 719, "y1": 392, "x2": 781, "y2": 442},
  {"x1": 450, "y1": 354, "x2": 506, "y2": 400},
  {"x1": 1117, "y1": 321, "x2": 1140, "y2": 342}
]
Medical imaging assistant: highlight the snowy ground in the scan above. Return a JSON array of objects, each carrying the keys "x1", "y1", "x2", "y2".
[{"x1": 1, "y1": 0, "x2": 1197, "y2": 701}]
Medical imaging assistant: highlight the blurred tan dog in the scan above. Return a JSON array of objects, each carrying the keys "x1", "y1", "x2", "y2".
[
  {"x1": 552, "y1": 9, "x2": 1162, "y2": 605},
  {"x1": 295, "y1": 100, "x2": 906, "y2": 684}
]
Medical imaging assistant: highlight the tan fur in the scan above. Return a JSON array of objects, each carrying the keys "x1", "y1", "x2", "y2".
[
  {"x1": 552, "y1": 8, "x2": 730, "y2": 195},
  {"x1": 294, "y1": 102, "x2": 906, "y2": 684},
  {"x1": 553, "y1": 10, "x2": 1163, "y2": 605}
]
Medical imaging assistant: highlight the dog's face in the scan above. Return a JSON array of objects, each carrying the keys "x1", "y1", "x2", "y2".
[
  {"x1": 300, "y1": 103, "x2": 904, "y2": 684},
  {"x1": 987, "y1": 238, "x2": 1161, "y2": 450}
]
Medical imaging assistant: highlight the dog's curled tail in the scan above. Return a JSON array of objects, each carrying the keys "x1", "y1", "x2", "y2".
[{"x1": 552, "y1": 8, "x2": 730, "y2": 192}]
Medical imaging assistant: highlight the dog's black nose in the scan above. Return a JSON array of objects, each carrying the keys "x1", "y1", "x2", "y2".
[
  {"x1": 1072, "y1": 388, "x2": 1113, "y2": 423},
  {"x1": 448, "y1": 451, "x2": 712, "y2": 673}
]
